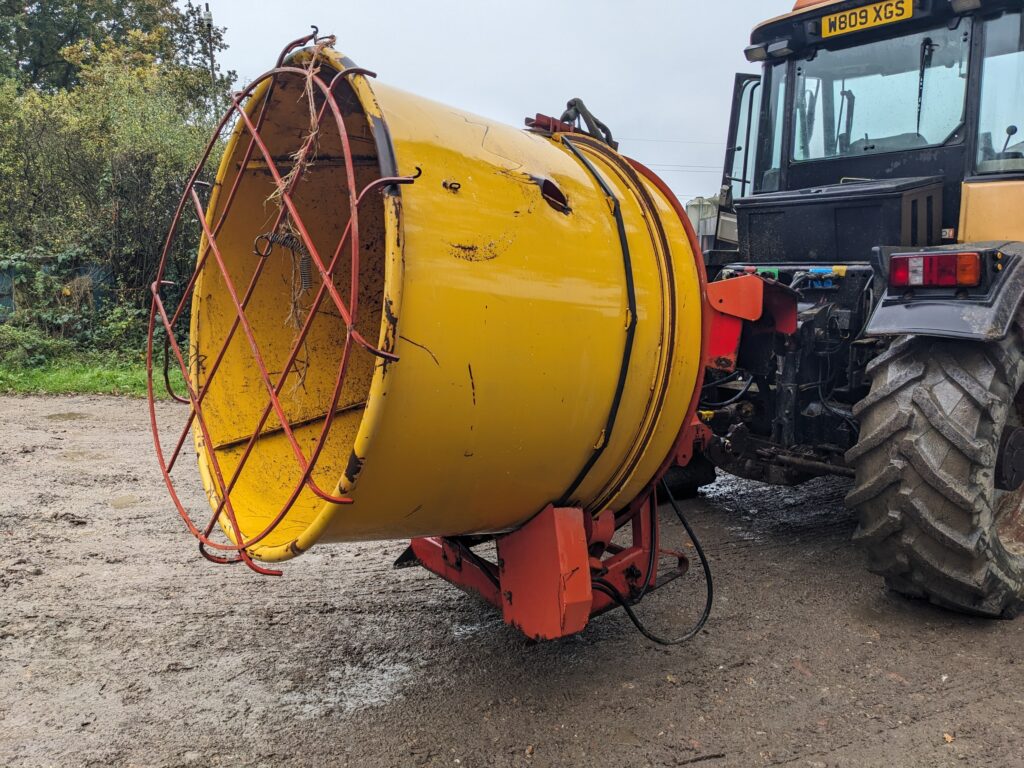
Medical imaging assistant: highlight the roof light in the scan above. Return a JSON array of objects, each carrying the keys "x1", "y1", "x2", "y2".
[
  {"x1": 767, "y1": 39, "x2": 796, "y2": 58},
  {"x1": 950, "y1": 0, "x2": 982, "y2": 13},
  {"x1": 744, "y1": 44, "x2": 768, "y2": 62},
  {"x1": 889, "y1": 252, "x2": 982, "y2": 289}
]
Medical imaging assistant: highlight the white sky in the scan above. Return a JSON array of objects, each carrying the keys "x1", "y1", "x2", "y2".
[{"x1": 192, "y1": 0, "x2": 788, "y2": 201}]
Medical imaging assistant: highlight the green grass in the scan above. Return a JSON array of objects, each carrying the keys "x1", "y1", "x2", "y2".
[{"x1": 0, "y1": 356, "x2": 186, "y2": 398}]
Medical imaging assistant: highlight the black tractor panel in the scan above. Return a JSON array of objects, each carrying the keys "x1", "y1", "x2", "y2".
[{"x1": 735, "y1": 176, "x2": 943, "y2": 263}]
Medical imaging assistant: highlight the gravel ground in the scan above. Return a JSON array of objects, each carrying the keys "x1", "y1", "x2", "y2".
[{"x1": 1, "y1": 394, "x2": 1022, "y2": 768}]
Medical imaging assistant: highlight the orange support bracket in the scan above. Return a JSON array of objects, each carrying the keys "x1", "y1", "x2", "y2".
[
  {"x1": 399, "y1": 506, "x2": 592, "y2": 640},
  {"x1": 399, "y1": 536, "x2": 502, "y2": 609},
  {"x1": 496, "y1": 505, "x2": 592, "y2": 640},
  {"x1": 705, "y1": 274, "x2": 798, "y2": 372},
  {"x1": 396, "y1": 493, "x2": 684, "y2": 641}
]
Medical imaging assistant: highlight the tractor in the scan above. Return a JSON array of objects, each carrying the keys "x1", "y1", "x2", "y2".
[{"x1": 685, "y1": 0, "x2": 1024, "y2": 617}]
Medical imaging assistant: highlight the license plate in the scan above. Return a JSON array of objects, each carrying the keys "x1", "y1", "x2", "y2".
[{"x1": 822, "y1": 0, "x2": 913, "y2": 39}]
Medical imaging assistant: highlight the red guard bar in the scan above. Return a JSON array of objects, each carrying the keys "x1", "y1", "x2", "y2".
[{"x1": 147, "y1": 36, "x2": 415, "y2": 573}]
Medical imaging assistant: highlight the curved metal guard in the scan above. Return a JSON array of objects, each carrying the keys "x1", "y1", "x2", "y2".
[{"x1": 146, "y1": 37, "x2": 415, "y2": 575}]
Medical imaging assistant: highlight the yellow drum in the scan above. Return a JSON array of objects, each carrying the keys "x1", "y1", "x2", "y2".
[{"x1": 170, "y1": 45, "x2": 703, "y2": 564}]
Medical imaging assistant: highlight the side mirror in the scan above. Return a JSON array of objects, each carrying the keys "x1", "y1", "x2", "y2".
[{"x1": 720, "y1": 184, "x2": 734, "y2": 210}]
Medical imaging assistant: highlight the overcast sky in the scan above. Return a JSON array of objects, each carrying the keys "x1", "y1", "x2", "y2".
[{"x1": 191, "y1": 0, "x2": 787, "y2": 202}]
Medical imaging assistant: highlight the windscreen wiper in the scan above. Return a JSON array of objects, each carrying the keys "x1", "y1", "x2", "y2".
[
  {"x1": 917, "y1": 37, "x2": 936, "y2": 134},
  {"x1": 837, "y1": 85, "x2": 855, "y2": 153}
]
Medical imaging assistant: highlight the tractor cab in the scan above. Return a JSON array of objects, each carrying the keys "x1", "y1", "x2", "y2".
[{"x1": 715, "y1": 0, "x2": 1024, "y2": 269}]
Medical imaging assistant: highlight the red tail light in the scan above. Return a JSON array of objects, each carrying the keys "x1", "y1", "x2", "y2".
[{"x1": 889, "y1": 252, "x2": 982, "y2": 289}]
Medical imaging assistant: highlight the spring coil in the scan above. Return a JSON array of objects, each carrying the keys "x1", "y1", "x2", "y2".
[{"x1": 254, "y1": 231, "x2": 312, "y2": 292}]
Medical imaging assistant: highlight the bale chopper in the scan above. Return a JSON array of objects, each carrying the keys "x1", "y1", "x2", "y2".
[
  {"x1": 147, "y1": 31, "x2": 734, "y2": 642},
  {"x1": 148, "y1": 0, "x2": 1024, "y2": 642}
]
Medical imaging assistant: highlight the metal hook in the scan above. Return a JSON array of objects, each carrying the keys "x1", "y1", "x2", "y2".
[{"x1": 253, "y1": 234, "x2": 274, "y2": 258}]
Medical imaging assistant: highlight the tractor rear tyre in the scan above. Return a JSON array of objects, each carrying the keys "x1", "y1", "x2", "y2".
[
  {"x1": 846, "y1": 329, "x2": 1024, "y2": 617},
  {"x1": 663, "y1": 454, "x2": 717, "y2": 499}
]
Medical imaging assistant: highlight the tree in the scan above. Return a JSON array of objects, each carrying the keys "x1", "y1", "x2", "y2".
[
  {"x1": 0, "y1": 4, "x2": 233, "y2": 349},
  {"x1": 1, "y1": 42, "x2": 224, "y2": 286},
  {"x1": 0, "y1": 0, "x2": 231, "y2": 98}
]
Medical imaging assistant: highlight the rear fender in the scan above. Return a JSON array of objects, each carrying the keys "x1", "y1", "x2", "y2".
[{"x1": 866, "y1": 241, "x2": 1024, "y2": 342}]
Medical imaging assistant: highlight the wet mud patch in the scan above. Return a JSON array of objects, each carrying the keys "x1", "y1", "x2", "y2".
[{"x1": 45, "y1": 412, "x2": 89, "y2": 422}]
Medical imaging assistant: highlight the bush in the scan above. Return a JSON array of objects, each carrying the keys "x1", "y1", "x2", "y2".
[
  {"x1": 0, "y1": 249, "x2": 94, "y2": 339},
  {"x1": 0, "y1": 3, "x2": 232, "y2": 392},
  {"x1": 0, "y1": 11, "x2": 232, "y2": 372},
  {"x1": 90, "y1": 304, "x2": 149, "y2": 355},
  {"x1": 0, "y1": 250, "x2": 157, "y2": 360},
  {"x1": 0, "y1": 324, "x2": 76, "y2": 367}
]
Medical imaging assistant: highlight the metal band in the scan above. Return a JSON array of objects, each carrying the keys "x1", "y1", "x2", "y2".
[{"x1": 557, "y1": 136, "x2": 639, "y2": 506}]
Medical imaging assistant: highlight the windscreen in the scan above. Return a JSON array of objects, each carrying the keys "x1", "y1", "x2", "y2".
[{"x1": 791, "y1": 20, "x2": 970, "y2": 162}]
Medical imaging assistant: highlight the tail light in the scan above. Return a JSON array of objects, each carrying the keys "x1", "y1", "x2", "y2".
[{"x1": 889, "y1": 251, "x2": 982, "y2": 289}]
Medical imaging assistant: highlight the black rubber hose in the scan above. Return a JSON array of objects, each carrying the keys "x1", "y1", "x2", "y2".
[
  {"x1": 632, "y1": 490, "x2": 660, "y2": 604},
  {"x1": 701, "y1": 370, "x2": 742, "y2": 390},
  {"x1": 700, "y1": 376, "x2": 754, "y2": 408},
  {"x1": 594, "y1": 478, "x2": 713, "y2": 645}
]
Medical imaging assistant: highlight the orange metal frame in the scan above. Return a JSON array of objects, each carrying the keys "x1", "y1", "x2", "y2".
[
  {"x1": 705, "y1": 274, "x2": 798, "y2": 373},
  {"x1": 398, "y1": 491, "x2": 689, "y2": 641}
]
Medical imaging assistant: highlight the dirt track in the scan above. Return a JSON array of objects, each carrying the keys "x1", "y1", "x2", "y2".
[{"x1": 1, "y1": 394, "x2": 1022, "y2": 767}]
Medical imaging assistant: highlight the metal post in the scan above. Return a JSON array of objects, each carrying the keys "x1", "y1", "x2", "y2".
[{"x1": 203, "y1": 4, "x2": 216, "y2": 87}]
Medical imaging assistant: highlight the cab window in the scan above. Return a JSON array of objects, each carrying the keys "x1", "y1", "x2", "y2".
[
  {"x1": 791, "y1": 21, "x2": 970, "y2": 162},
  {"x1": 756, "y1": 62, "x2": 786, "y2": 192},
  {"x1": 977, "y1": 12, "x2": 1024, "y2": 174}
]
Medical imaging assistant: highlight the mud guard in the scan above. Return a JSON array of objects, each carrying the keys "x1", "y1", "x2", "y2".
[{"x1": 866, "y1": 241, "x2": 1024, "y2": 342}]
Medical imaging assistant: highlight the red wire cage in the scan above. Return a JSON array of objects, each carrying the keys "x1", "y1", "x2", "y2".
[{"x1": 147, "y1": 30, "x2": 416, "y2": 575}]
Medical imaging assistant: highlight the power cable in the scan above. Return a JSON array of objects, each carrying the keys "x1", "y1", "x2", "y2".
[{"x1": 592, "y1": 478, "x2": 713, "y2": 645}]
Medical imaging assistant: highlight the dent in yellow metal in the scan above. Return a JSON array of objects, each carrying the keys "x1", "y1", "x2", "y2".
[
  {"x1": 958, "y1": 180, "x2": 1024, "y2": 243},
  {"x1": 189, "y1": 47, "x2": 703, "y2": 563}
]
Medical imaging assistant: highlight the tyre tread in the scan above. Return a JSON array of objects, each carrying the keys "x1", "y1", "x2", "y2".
[{"x1": 847, "y1": 331, "x2": 1024, "y2": 618}]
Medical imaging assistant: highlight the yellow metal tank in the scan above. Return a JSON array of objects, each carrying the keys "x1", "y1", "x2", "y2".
[{"x1": 181, "y1": 46, "x2": 704, "y2": 563}]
